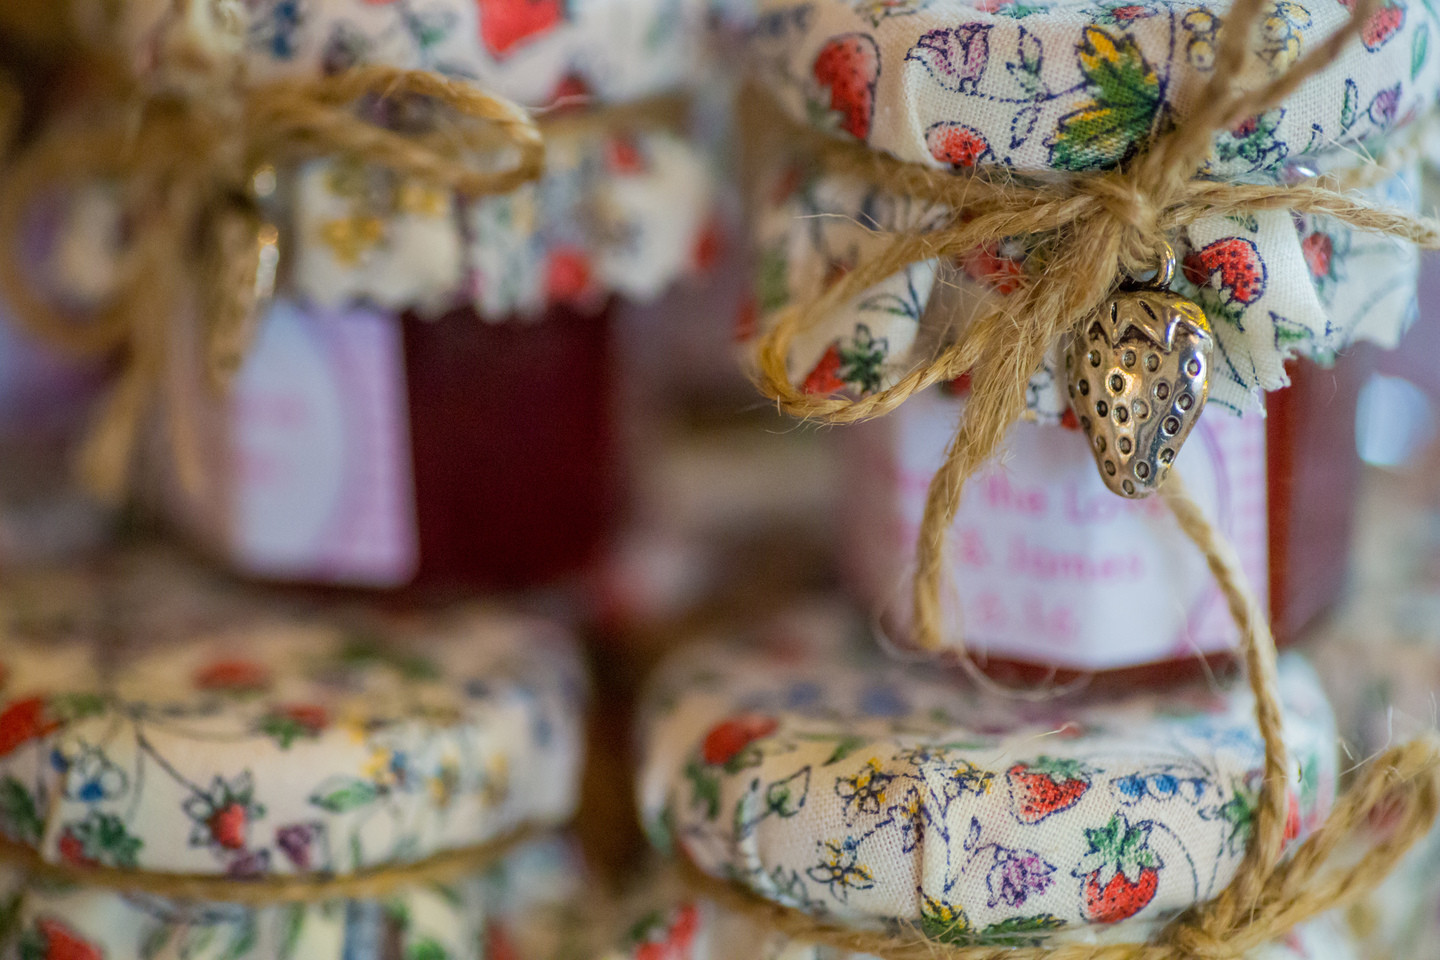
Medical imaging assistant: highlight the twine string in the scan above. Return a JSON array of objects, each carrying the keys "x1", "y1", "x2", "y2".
[
  {"x1": 753, "y1": 0, "x2": 1440, "y2": 656},
  {"x1": 675, "y1": 470, "x2": 1440, "y2": 959}
]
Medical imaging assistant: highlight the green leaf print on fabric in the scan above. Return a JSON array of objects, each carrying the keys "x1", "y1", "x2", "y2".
[
  {"x1": 0, "y1": 777, "x2": 41, "y2": 846},
  {"x1": 60, "y1": 811, "x2": 144, "y2": 868},
  {"x1": 1048, "y1": 27, "x2": 1163, "y2": 171},
  {"x1": 309, "y1": 775, "x2": 382, "y2": 813}
]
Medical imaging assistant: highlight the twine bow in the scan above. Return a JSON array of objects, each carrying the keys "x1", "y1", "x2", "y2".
[
  {"x1": 678, "y1": 473, "x2": 1440, "y2": 959},
  {"x1": 0, "y1": 51, "x2": 543, "y2": 502},
  {"x1": 755, "y1": 0, "x2": 1440, "y2": 656}
]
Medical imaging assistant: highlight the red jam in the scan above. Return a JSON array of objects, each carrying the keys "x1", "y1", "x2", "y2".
[{"x1": 400, "y1": 299, "x2": 619, "y2": 591}]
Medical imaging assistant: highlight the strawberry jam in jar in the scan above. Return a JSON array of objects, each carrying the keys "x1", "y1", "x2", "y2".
[
  {"x1": 843, "y1": 353, "x2": 1366, "y2": 688},
  {"x1": 401, "y1": 300, "x2": 618, "y2": 590}
]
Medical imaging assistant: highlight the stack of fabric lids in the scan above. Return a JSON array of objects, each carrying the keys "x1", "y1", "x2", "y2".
[{"x1": 0, "y1": 551, "x2": 589, "y2": 959}]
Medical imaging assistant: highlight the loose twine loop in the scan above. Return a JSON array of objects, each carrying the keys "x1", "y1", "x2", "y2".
[
  {"x1": 0, "y1": 825, "x2": 536, "y2": 905},
  {"x1": 736, "y1": 0, "x2": 1440, "y2": 954},
  {"x1": 0, "y1": 13, "x2": 546, "y2": 502},
  {"x1": 676, "y1": 472, "x2": 1440, "y2": 959}
]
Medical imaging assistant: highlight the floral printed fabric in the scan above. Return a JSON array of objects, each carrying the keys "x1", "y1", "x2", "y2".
[
  {"x1": 638, "y1": 604, "x2": 1339, "y2": 945},
  {"x1": 235, "y1": 0, "x2": 738, "y2": 108},
  {"x1": 103, "y1": 0, "x2": 731, "y2": 317},
  {"x1": 0, "y1": 554, "x2": 587, "y2": 879},
  {"x1": 0, "y1": 834, "x2": 588, "y2": 960},
  {"x1": 294, "y1": 124, "x2": 722, "y2": 317},
  {"x1": 745, "y1": 0, "x2": 1437, "y2": 415}
]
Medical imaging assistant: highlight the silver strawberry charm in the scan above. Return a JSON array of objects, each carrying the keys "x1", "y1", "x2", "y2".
[{"x1": 1065, "y1": 246, "x2": 1212, "y2": 498}]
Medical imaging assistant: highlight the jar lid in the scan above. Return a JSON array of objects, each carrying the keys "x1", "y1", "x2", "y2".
[
  {"x1": 639, "y1": 603, "x2": 1339, "y2": 944},
  {"x1": 0, "y1": 552, "x2": 587, "y2": 879},
  {"x1": 745, "y1": 0, "x2": 1434, "y2": 416},
  {"x1": 749, "y1": 0, "x2": 1429, "y2": 178},
  {"x1": 115, "y1": 0, "x2": 733, "y2": 108}
]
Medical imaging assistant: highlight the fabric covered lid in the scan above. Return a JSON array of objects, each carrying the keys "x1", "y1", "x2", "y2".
[
  {"x1": 0, "y1": 551, "x2": 587, "y2": 880},
  {"x1": 291, "y1": 125, "x2": 722, "y2": 318},
  {"x1": 638, "y1": 603, "x2": 1338, "y2": 945},
  {"x1": 744, "y1": 0, "x2": 1436, "y2": 415},
  {"x1": 114, "y1": 0, "x2": 738, "y2": 108},
  {"x1": 749, "y1": 0, "x2": 1429, "y2": 177},
  {"x1": 0, "y1": 833, "x2": 587, "y2": 960}
]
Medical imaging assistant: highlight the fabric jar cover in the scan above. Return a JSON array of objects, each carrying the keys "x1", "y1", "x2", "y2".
[
  {"x1": 84, "y1": 0, "x2": 733, "y2": 320},
  {"x1": 638, "y1": 602, "x2": 1339, "y2": 947},
  {"x1": 0, "y1": 551, "x2": 588, "y2": 883},
  {"x1": 744, "y1": 0, "x2": 1432, "y2": 417},
  {"x1": 0, "y1": 833, "x2": 589, "y2": 960}
]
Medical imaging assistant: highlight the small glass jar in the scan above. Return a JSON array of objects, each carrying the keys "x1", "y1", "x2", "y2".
[{"x1": 168, "y1": 295, "x2": 619, "y2": 593}]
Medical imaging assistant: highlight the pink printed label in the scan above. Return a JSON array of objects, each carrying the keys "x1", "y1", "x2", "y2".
[
  {"x1": 226, "y1": 301, "x2": 418, "y2": 586},
  {"x1": 855, "y1": 392, "x2": 1269, "y2": 670}
]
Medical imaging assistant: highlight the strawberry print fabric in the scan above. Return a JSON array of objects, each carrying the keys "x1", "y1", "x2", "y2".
[
  {"x1": 638, "y1": 604, "x2": 1339, "y2": 945},
  {"x1": 0, "y1": 834, "x2": 589, "y2": 960},
  {"x1": 0, "y1": 553, "x2": 587, "y2": 879},
  {"x1": 746, "y1": 0, "x2": 1436, "y2": 416}
]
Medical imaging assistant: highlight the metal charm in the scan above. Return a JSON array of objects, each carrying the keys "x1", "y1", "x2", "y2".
[{"x1": 1065, "y1": 244, "x2": 1212, "y2": 499}]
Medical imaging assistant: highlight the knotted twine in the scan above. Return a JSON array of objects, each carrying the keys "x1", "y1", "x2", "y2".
[
  {"x1": 754, "y1": 0, "x2": 1440, "y2": 660},
  {"x1": 0, "y1": 48, "x2": 543, "y2": 503}
]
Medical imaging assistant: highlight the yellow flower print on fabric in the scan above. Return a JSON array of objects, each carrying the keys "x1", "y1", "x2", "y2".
[
  {"x1": 429, "y1": 752, "x2": 461, "y2": 809},
  {"x1": 1184, "y1": 3, "x2": 1309, "y2": 73},
  {"x1": 482, "y1": 752, "x2": 511, "y2": 805},
  {"x1": 396, "y1": 180, "x2": 449, "y2": 218},
  {"x1": 1260, "y1": 1, "x2": 1310, "y2": 72},
  {"x1": 320, "y1": 215, "x2": 385, "y2": 266},
  {"x1": 837, "y1": 758, "x2": 892, "y2": 814},
  {"x1": 1182, "y1": 10, "x2": 1218, "y2": 68}
]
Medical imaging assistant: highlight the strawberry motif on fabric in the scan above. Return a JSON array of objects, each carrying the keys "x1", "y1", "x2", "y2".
[
  {"x1": 813, "y1": 34, "x2": 882, "y2": 140},
  {"x1": 639, "y1": 611, "x2": 1340, "y2": 942},
  {"x1": 1072, "y1": 815, "x2": 1163, "y2": 923},
  {"x1": 1339, "y1": 0, "x2": 1406, "y2": 50},
  {"x1": 1007, "y1": 758, "x2": 1092, "y2": 824},
  {"x1": 17, "y1": 918, "x2": 104, "y2": 960},
  {"x1": 477, "y1": 0, "x2": 568, "y2": 58}
]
